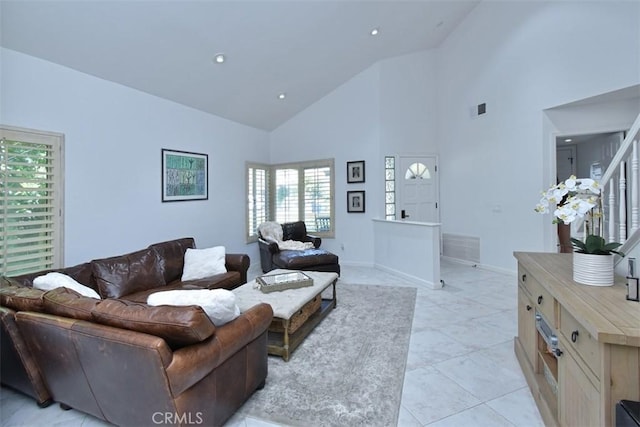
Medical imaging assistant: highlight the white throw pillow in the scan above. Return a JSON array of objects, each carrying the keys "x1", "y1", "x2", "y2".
[
  {"x1": 147, "y1": 289, "x2": 240, "y2": 326},
  {"x1": 181, "y1": 246, "x2": 227, "y2": 281},
  {"x1": 33, "y1": 272, "x2": 101, "y2": 299}
]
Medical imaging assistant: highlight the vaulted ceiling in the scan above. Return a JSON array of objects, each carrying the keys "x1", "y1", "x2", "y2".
[{"x1": 1, "y1": 1, "x2": 480, "y2": 130}]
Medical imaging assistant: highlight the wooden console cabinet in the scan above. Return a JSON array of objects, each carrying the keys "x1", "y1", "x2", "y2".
[{"x1": 514, "y1": 252, "x2": 640, "y2": 427}]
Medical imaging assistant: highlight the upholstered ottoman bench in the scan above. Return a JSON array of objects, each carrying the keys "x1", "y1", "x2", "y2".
[
  {"x1": 273, "y1": 248, "x2": 340, "y2": 275},
  {"x1": 233, "y1": 269, "x2": 338, "y2": 361}
]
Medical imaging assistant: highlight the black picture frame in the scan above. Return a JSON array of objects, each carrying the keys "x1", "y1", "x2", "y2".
[
  {"x1": 347, "y1": 160, "x2": 365, "y2": 183},
  {"x1": 161, "y1": 149, "x2": 209, "y2": 202},
  {"x1": 347, "y1": 191, "x2": 365, "y2": 213}
]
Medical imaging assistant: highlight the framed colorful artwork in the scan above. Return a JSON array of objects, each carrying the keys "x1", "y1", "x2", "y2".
[{"x1": 161, "y1": 149, "x2": 208, "y2": 202}]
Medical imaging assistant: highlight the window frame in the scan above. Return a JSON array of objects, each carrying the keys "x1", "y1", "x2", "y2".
[
  {"x1": 385, "y1": 156, "x2": 396, "y2": 220},
  {"x1": 1, "y1": 125, "x2": 65, "y2": 275},
  {"x1": 245, "y1": 158, "x2": 335, "y2": 242},
  {"x1": 246, "y1": 162, "x2": 270, "y2": 243}
]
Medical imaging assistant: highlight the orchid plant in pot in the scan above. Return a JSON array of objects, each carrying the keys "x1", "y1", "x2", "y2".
[{"x1": 535, "y1": 175, "x2": 623, "y2": 286}]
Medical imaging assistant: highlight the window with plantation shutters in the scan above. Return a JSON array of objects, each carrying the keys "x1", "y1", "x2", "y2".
[
  {"x1": 246, "y1": 163, "x2": 269, "y2": 242},
  {"x1": 274, "y1": 168, "x2": 299, "y2": 224},
  {"x1": 246, "y1": 158, "x2": 334, "y2": 241},
  {"x1": 1, "y1": 126, "x2": 64, "y2": 276},
  {"x1": 303, "y1": 166, "x2": 331, "y2": 233}
]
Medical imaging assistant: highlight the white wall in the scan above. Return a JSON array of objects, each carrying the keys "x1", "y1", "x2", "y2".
[
  {"x1": 379, "y1": 50, "x2": 438, "y2": 154},
  {"x1": 436, "y1": 1, "x2": 640, "y2": 271},
  {"x1": 1, "y1": 48, "x2": 270, "y2": 266},
  {"x1": 269, "y1": 65, "x2": 381, "y2": 265},
  {"x1": 546, "y1": 95, "x2": 640, "y2": 137},
  {"x1": 270, "y1": 50, "x2": 439, "y2": 265}
]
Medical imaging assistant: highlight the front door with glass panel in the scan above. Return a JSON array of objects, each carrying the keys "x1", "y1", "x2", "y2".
[{"x1": 398, "y1": 155, "x2": 439, "y2": 223}]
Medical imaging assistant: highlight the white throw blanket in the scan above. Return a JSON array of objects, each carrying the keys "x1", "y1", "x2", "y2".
[
  {"x1": 147, "y1": 289, "x2": 240, "y2": 326},
  {"x1": 258, "y1": 221, "x2": 314, "y2": 250}
]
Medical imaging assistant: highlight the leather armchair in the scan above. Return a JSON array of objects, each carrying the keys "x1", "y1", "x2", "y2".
[
  {"x1": 258, "y1": 221, "x2": 340, "y2": 275},
  {"x1": 281, "y1": 221, "x2": 321, "y2": 247}
]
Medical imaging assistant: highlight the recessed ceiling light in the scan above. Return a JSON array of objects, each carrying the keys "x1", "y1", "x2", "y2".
[
  {"x1": 370, "y1": 28, "x2": 379, "y2": 36},
  {"x1": 278, "y1": 93, "x2": 286, "y2": 100},
  {"x1": 565, "y1": 138, "x2": 573, "y2": 142},
  {"x1": 213, "y1": 53, "x2": 225, "y2": 64}
]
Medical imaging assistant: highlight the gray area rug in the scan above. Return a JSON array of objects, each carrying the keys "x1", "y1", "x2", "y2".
[{"x1": 238, "y1": 283, "x2": 417, "y2": 427}]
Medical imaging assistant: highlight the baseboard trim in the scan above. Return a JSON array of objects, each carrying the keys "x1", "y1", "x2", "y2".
[
  {"x1": 441, "y1": 256, "x2": 516, "y2": 276},
  {"x1": 339, "y1": 261, "x2": 375, "y2": 268},
  {"x1": 373, "y1": 263, "x2": 442, "y2": 289}
]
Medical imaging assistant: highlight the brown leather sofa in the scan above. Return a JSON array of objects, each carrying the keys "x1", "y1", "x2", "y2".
[
  {"x1": 1, "y1": 302, "x2": 52, "y2": 407},
  {"x1": 5, "y1": 237, "x2": 250, "y2": 301},
  {"x1": 258, "y1": 221, "x2": 340, "y2": 275},
  {"x1": 0, "y1": 237, "x2": 273, "y2": 426}
]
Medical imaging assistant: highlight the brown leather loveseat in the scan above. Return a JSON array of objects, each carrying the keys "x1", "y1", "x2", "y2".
[{"x1": 0, "y1": 237, "x2": 273, "y2": 426}]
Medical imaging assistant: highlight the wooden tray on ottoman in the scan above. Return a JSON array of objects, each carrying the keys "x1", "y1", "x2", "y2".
[
  {"x1": 256, "y1": 271, "x2": 313, "y2": 293},
  {"x1": 269, "y1": 294, "x2": 321, "y2": 334}
]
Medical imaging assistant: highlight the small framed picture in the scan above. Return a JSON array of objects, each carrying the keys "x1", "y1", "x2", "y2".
[
  {"x1": 347, "y1": 160, "x2": 365, "y2": 183},
  {"x1": 162, "y1": 149, "x2": 208, "y2": 202},
  {"x1": 347, "y1": 191, "x2": 365, "y2": 213}
]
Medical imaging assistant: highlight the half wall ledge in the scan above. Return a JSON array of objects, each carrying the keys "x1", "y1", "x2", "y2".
[{"x1": 372, "y1": 219, "x2": 441, "y2": 289}]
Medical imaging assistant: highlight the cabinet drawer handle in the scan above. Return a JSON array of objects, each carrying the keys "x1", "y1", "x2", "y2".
[
  {"x1": 526, "y1": 305, "x2": 532, "y2": 311},
  {"x1": 537, "y1": 295, "x2": 543, "y2": 304},
  {"x1": 571, "y1": 330, "x2": 579, "y2": 343},
  {"x1": 554, "y1": 348, "x2": 563, "y2": 357},
  {"x1": 522, "y1": 274, "x2": 527, "y2": 282}
]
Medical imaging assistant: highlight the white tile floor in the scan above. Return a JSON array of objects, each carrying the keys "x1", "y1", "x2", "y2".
[{"x1": 1, "y1": 259, "x2": 544, "y2": 427}]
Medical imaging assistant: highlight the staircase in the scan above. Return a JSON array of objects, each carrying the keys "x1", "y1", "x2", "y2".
[{"x1": 573, "y1": 112, "x2": 640, "y2": 266}]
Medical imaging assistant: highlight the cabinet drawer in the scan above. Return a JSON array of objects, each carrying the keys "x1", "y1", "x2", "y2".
[
  {"x1": 518, "y1": 264, "x2": 532, "y2": 295},
  {"x1": 519, "y1": 265, "x2": 554, "y2": 324},
  {"x1": 517, "y1": 286, "x2": 537, "y2": 367},
  {"x1": 560, "y1": 306, "x2": 601, "y2": 378}
]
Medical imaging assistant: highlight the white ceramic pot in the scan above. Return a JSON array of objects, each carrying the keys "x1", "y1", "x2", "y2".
[{"x1": 572, "y1": 252, "x2": 614, "y2": 286}]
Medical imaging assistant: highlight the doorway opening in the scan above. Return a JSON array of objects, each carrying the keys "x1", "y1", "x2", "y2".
[
  {"x1": 556, "y1": 132, "x2": 624, "y2": 182},
  {"x1": 543, "y1": 84, "x2": 640, "y2": 253},
  {"x1": 554, "y1": 131, "x2": 625, "y2": 252}
]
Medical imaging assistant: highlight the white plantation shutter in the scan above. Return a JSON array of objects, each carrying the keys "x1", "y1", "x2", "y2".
[
  {"x1": 304, "y1": 166, "x2": 332, "y2": 232},
  {"x1": 275, "y1": 168, "x2": 299, "y2": 224},
  {"x1": 246, "y1": 158, "x2": 334, "y2": 241},
  {"x1": 1, "y1": 127, "x2": 64, "y2": 276},
  {"x1": 246, "y1": 163, "x2": 269, "y2": 242}
]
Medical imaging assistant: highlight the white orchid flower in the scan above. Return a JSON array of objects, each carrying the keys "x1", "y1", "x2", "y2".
[
  {"x1": 554, "y1": 206, "x2": 577, "y2": 224},
  {"x1": 536, "y1": 176, "x2": 602, "y2": 226},
  {"x1": 545, "y1": 185, "x2": 568, "y2": 204},
  {"x1": 564, "y1": 175, "x2": 578, "y2": 191},
  {"x1": 578, "y1": 178, "x2": 601, "y2": 195},
  {"x1": 534, "y1": 203, "x2": 549, "y2": 214},
  {"x1": 575, "y1": 198, "x2": 596, "y2": 216}
]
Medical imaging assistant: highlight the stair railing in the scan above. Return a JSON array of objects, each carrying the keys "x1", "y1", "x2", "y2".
[{"x1": 583, "y1": 113, "x2": 640, "y2": 254}]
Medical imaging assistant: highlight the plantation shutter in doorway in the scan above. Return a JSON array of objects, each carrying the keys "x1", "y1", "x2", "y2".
[{"x1": 1, "y1": 126, "x2": 64, "y2": 276}]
